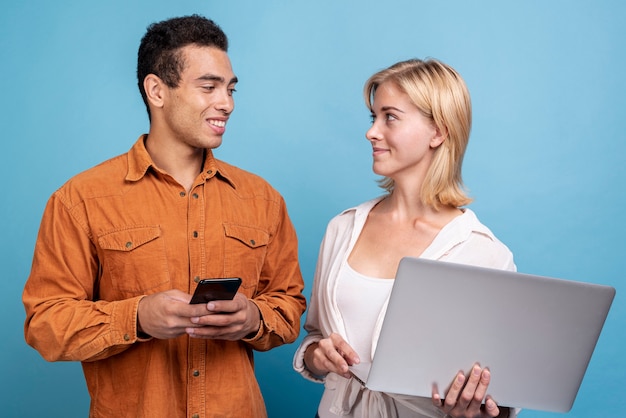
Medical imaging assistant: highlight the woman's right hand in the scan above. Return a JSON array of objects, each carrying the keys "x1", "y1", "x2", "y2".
[{"x1": 304, "y1": 332, "x2": 360, "y2": 379}]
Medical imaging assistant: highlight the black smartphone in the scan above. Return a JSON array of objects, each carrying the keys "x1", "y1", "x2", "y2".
[{"x1": 189, "y1": 277, "x2": 242, "y2": 304}]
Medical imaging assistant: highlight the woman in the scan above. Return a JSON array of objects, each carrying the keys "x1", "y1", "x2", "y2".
[{"x1": 293, "y1": 58, "x2": 516, "y2": 418}]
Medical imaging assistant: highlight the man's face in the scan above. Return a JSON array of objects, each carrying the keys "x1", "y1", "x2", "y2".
[{"x1": 161, "y1": 45, "x2": 237, "y2": 150}]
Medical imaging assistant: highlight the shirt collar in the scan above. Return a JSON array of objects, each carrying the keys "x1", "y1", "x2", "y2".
[
  {"x1": 200, "y1": 153, "x2": 237, "y2": 189},
  {"x1": 344, "y1": 197, "x2": 496, "y2": 259},
  {"x1": 125, "y1": 135, "x2": 236, "y2": 189}
]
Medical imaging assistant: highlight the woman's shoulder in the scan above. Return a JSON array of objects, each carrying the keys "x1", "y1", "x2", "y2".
[
  {"x1": 335, "y1": 196, "x2": 384, "y2": 218},
  {"x1": 321, "y1": 196, "x2": 384, "y2": 242},
  {"x1": 327, "y1": 197, "x2": 383, "y2": 227},
  {"x1": 442, "y1": 208, "x2": 516, "y2": 271},
  {"x1": 456, "y1": 208, "x2": 504, "y2": 240}
]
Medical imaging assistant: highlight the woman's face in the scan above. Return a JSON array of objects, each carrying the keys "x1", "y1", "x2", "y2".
[{"x1": 365, "y1": 81, "x2": 444, "y2": 184}]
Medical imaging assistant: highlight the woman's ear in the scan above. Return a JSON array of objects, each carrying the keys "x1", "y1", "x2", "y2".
[
  {"x1": 430, "y1": 124, "x2": 448, "y2": 149},
  {"x1": 144, "y1": 74, "x2": 166, "y2": 110}
]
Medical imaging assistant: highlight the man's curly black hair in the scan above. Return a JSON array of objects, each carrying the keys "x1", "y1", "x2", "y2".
[{"x1": 137, "y1": 14, "x2": 229, "y2": 119}]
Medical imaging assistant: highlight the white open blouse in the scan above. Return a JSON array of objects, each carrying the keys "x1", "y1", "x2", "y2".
[{"x1": 293, "y1": 197, "x2": 518, "y2": 418}]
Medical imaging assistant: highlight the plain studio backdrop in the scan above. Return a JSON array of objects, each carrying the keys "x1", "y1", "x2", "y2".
[{"x1": 1, "y1": 1, "x2": 624, "y2": 417}]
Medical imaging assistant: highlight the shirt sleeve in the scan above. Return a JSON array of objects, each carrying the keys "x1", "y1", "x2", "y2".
[
  {"x1": 441, "y1": 231, "x2": 516, "y2": 272},
  {"x1": 23, "y1": 191, "x2": 142, "y2": 362},
  {"x1": 292, "y1": 218, "x2": 339, "y2": 383},
  {"x1": 242, "y1": 197, "x2": 307, "y2": 351},
  {"x1": 292, "y1": 253, "x2": 325, "y2": 382}
]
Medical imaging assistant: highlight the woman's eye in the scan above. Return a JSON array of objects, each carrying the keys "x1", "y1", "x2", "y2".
[{"x1": 385, "y1": 113, "x2": 397, "y2": 121}]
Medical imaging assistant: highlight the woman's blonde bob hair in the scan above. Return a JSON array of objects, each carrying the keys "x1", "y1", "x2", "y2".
[{"x1": 364, "y1": 58, "x2": 473, "y2": 209}]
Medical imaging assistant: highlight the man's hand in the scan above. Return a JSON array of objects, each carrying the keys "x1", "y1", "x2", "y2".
[
  {"x1": 136, "y1": 289, "x2": 208, "y2": 339},
  {"x1": 185, "y1": 293, "x2": 261, "y2": 340}
]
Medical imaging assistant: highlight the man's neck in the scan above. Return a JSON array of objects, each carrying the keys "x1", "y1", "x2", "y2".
[{"x1": 144, "y1": 134, "x2": 205, "y2": 191}]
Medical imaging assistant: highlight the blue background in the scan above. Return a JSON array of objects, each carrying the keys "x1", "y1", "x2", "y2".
[{"x1": 1, "y1": 1, "x2": 624, "y2": 417}]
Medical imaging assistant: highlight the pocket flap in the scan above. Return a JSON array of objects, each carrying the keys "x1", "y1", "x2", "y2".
[
  {"x1": 223, "y1": 223, "x2": 269, "y2": 248},
  {"x1": 98, "y1": 226, "x2": 161, "y2": 251}
]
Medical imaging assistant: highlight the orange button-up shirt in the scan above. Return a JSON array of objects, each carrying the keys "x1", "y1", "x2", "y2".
[{"x1": 23, "y1": 136, "x2": 306, "y2": 418}]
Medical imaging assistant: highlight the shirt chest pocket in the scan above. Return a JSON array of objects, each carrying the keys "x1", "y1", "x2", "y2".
[
  {"x1": 223, "y1": 223, "x2": 269, "y2": 297},
  {"x1": 97, "y1": 226, "x2": 170, "y2": 298}
]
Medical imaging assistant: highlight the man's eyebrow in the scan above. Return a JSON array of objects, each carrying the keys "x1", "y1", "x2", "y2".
[{"x1": 196, "y1": 74, "x2": 238, "y2": 84}]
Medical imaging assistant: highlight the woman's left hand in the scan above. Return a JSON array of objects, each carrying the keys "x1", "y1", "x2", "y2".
[{"x1": 431, "y1": 363, "x2": 508, "y2": 418}]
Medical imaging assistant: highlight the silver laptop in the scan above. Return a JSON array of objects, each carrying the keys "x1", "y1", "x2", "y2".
[{"x1": 350, "y1": 257, "x2": 615, "y2": 413}]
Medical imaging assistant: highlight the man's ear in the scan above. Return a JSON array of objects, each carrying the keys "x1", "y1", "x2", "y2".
[
  {"x1": 430, "y1": 125, "x2": 448, "y2": 149},
  {"x1": 144, "y1": 74, "x2": 166, "y2": 110}
]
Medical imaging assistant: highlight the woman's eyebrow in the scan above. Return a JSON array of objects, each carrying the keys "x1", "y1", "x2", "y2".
[{"x1": 380, "y1": 105, "x2": 405, "y2": 113}]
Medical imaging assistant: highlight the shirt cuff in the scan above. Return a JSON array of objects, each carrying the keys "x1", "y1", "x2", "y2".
[{"x1": 131, "y1": 295, "x2": 152, "y2": 341}]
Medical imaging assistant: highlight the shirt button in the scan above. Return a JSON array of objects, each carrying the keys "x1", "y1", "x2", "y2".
[
  {"x1": 193, "y1": 231, "x2": 198, "y2": 238},
  {"x1": 180, "y1": 191, "x2": 186, "y2": 197},
  {"x1": 193, "y1": 370, "x2": 200, "y2": 377},
  {"x1": 125, "y1": 242, "x2": 132, "y2": 249},
  {"x1": 192, "y1": 414, "x2": 200, "y2": 418},
  {"x1": 207, "y1": 170, "x2": 213, "y2": 175},
  {"x1": 123, "y1": 334, "x2": 130, "y2": 341},
  {"x1": 192, "y1": 193, "x2": 199, "y2": 199},
  {"x1": 194, "y1": 276, "x2": 200, "y2": 283},
  {"x1": 250, "y1": 239, "x2": 256, "y2": 246}
]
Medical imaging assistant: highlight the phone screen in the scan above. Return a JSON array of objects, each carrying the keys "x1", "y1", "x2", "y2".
[{"x1": 189, "y1": 277, "x2": 242, "y2": 304}]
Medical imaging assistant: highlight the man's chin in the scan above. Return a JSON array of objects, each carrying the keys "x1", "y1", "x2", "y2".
[{"x1": 201, "y1": 137, "x2": 223, "y2": 150}]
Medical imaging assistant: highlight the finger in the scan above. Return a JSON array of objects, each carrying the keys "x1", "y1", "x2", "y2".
[
  {"x1": 484, "y1": 396, "x2": 501, "y2": 417},
  {"x1": 431, "y1": 383, "x2": 444, "y2": 408},
  {"x1": 186, "y1": 310, "x2": 250, "y2": 339},
  {"x1": 472, "y1": 368, "x2": 491, "y2": 404},
  {"x1": 191, "y1": 312, "x2": 239, "y2": 327},
  {"x1": 459, "y1": 366, "x2": 495, "y2": 417},
  {"x1": 137, "y1": 291, "x2": 203, "y2": 338},
  {"x1": 187, "y1": 303, "x2": 213, "y2": 318},
  {"x1": 456, "y1": 364, "x2": 483, "y2": 408},
  {"x1": 190, "y1": 295, "x2": 247, "y2": 324},
  {"x1": 186, "y1": 323, "x2": 242, "y2": 340},
  {"x1": 319, "y1": 337, "x2": 350, "y2": 366},
  {"x1": 318, "y1": 336, "x2": 353, "y2": 376},
  {"x1": 331, "y1": 334, "x2": 360, "y2": 365},
  {"x1": 442, "y1": 371, "x2": 466, "y2": 410},
  {"x1": 309, "y1": 344, "x2": 346, "y2": 376},
  {"x1": 205, "y1": 293, "x2": 246, "y2": 313}
]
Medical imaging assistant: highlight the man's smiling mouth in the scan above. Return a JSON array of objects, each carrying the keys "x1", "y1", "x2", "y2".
[{"x1": 208, "y1": 119, "x2": 226, "y2": 127}]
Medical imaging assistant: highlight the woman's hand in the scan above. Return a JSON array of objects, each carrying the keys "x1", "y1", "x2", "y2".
[
  {"x1": 432, "y1": 363, "x2": 509, "y2": 418},
  {"x1": 304, "y1": 332, "x2": 360, "y2": 379}
]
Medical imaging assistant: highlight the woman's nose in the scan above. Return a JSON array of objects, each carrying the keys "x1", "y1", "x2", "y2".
[{"x1": 366, "y1": 123, "x2": 380, "y2": 142}]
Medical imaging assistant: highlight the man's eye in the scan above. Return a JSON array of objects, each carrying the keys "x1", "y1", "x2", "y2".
[
  {"x1": 228, "y1": 88, "x2": 237, "y2": 96},
  {"x1": 202, "y1": 85, "x2": 215, "y2": 91}
]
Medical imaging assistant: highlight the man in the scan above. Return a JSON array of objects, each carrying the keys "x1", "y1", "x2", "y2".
[{"x1": 23, "y1": 15, "x2": 306, "y2": 417}]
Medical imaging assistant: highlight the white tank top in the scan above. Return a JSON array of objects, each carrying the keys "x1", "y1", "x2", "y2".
[{"x1": 336, "y1": 262, "x2": 394, "y2": 362}]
